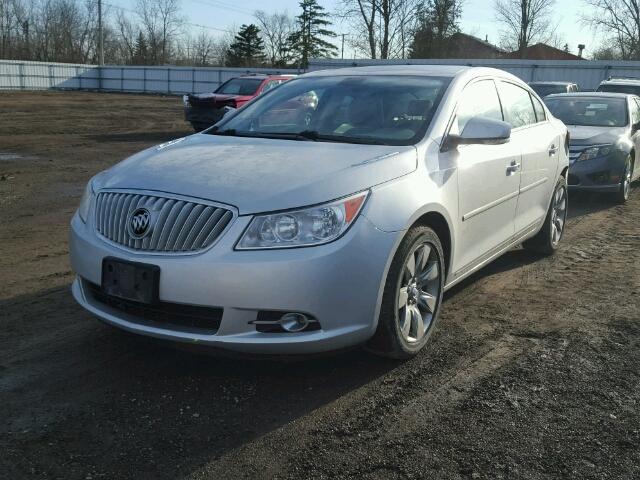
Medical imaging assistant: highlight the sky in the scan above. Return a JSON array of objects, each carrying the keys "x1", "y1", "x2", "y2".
[{"x1": 109, "y1": 0, "x2": 604, "y2": 58}]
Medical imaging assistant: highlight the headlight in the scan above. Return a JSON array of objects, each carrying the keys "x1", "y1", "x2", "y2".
[
  {"x1": 236, "y1": 191, "x2": 368, "y2": 249},
  {"x1": 77, "y1": 179, "x2": 95, "y2": 223},
  {"x1": 577, "y1": 144, "x2": 613, "y2": 162}
]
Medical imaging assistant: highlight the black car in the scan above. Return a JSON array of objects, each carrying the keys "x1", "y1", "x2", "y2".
[
  {"x1": 545, "y1": 92, "x2": 640, "y2": 203},
  {"x1": 529, "y1": 81, "x2": 579, "y2": 97},
  {"x1": 596, "y1": 77, "x2": 640, "y2": 96}
]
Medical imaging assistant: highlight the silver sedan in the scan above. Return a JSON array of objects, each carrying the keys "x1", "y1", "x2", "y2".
[{"x1": 70, "y1": 65, "x2": 569, "y2": 358}]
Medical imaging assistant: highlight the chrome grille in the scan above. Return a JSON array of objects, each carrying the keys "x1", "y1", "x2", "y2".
[{"x1": 94, "y1": 191, "x2": 233, "y2": 252}]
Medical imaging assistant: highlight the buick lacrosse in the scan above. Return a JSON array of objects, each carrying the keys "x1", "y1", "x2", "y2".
[{"x1": 70, "y1": 66, "x2": 569, "y2": 358}]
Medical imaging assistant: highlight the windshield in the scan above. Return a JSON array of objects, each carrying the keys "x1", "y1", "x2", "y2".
[
  {"x1": 597, "y1": 84, "x2": 640, "y2": 96},
  {"x1": 209, "y1": 75, "x2": 451, "y2": 146},
  {"x1": 530, "y1": 84, "x2": 568, "y2": 97},
  {"x1": 216, "y1": 78, "x2": 263, "y2": 96},
  {"x1": 545, "y1": 97, "x2": 628, "y2": 127}
]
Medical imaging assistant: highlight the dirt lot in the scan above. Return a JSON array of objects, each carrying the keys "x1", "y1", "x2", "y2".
[{"x1": 1, "y1": 91, "x2": 639, "y2": 480}]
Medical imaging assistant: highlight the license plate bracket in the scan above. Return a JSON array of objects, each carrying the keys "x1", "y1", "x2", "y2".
[{"x1": 101, "y1": 257, "x2": 160, "y2": 304}]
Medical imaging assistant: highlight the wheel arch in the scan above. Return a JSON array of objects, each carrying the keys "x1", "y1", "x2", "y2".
[{"x1": 411, "y1": 211, "x2": 452, "y2": 277}]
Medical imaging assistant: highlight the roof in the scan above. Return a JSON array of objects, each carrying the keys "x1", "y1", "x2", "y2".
[
  {"x1": 545, "y1": 92, "x2": 632, "y2": 99},
  {"x1": 529, "y1": 81, "x2": 577, "y2": 86},
  {"x1": 238, "y1": 74, "x2": 296, "y2": 79},
  {"x1": 600, "y1": 77, "x2": 640, "y2": 85},
  {"x1": 304, "y1": 65, "x2": 471, "y2": 77},
  {"x1": 449, "y1": 32, "x2": 506, "y2": 52},
  {"x1": 503, "y1": 43, "x2": 583, "y2": 60}
]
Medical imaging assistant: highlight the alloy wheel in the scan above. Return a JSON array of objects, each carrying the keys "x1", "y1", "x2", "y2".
[
  {"x1": 623, "y1": 161, "x2": 631, "y2": 200},
  {"x1": 551, "y1": 184, "x2": 567, "y2": 246},
  {"x1": 396, "y1": 242, "x2": 441, "y2": 343}
]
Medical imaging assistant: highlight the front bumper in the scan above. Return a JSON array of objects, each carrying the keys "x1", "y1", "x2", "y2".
[
  {"x1": 568, "y1": 151, "x2": 626, "y2": 192},
  {"x1": 69, "y1": 211, "x2": 399, "y2": 354},
  {"x1": 183, "y1": 106, "x2": 224, "y2": 127}
]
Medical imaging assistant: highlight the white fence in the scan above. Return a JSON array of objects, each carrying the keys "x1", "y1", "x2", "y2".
[
  {"x1": 5, "y1": 58, "x2": 640, "y2": 93},
  {"x1": 308, "y1": 58, "x2": 640, "y2": 90},
  {"x1": 0, "y1": 59, "x2": 301, "y2": 94}
]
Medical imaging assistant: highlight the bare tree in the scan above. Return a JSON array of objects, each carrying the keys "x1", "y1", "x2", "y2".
[
  {"x1": 254, "y1": 9, "x2": 294, "y2": 66},
  {"x1": 583, "y1": 0, "x2": 640, "y2": 59},
  {"x1": 494, "y1": 0, "x2": 556, "y2": 53},
  {"x1": 188, "y1": 29, "x2": 215, "y2": 65},
  {"x1": 136, "y1": 0, "x2": 183, "y2": 64},
  {"x1": 115, "y1": 10, "x2": 137, "y2": 63},
  {"x1": 340, "y1": 0, "x2": 421, "y2": 59}
]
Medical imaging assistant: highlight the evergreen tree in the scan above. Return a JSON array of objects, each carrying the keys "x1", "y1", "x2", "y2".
[
  {"x1": 409, "y1": 0, "x2": 461, "y2": 59},
  {"x1": 287, "y1": 0, "x2": 337, "y2": 68},
  {"x1": 133, "y1": 32, "x2": 149, "y2": 65},
  {"x1": 226, "y1": 24, "x2": 265, "y2": 67}
]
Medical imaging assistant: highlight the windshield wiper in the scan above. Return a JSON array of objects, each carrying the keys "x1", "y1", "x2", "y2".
[
  {"x1": 307, "y1": 132, "x2": 387, "y2": 145},
  {"x1": 249, "y1": 131, "x2": 319, "y2": 141},
  {"x1": 210, "y1": 128, "x2": 387, "y2": 145},
  {"x1": 209, "y1": 129, "x2": 315, "y2": 141}
]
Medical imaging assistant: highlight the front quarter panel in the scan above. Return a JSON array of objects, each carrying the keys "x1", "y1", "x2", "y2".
[{"x1": 362, "y1": 139, "x2": 458, "y2": 280}]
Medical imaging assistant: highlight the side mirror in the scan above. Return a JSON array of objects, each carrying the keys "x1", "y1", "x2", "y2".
[
  {"x1": 442, "y1": 116, "x2": 511, "y2": 151},
  {"x1": 632, "y1": 121, "x2": 640, "y2": 133}
]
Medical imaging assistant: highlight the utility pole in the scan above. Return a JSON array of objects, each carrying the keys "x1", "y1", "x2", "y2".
[
  {"x1": 341, "y1": 34, "x2": 346, "y2": 59},
  {"x1": 98, "y1": 0, "x2": 104, "y2": 66}
]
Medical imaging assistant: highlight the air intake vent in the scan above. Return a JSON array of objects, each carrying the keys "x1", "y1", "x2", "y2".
[{"x1": 94, "y1": 191, "x2": 233, "y2": 253}]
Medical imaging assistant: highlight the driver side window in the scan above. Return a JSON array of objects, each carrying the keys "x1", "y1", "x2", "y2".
[{"x1": 452, "y1": 80, "x2": 503, "y2": 135}]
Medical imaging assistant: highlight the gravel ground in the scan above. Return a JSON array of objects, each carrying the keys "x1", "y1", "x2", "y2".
[{"x1": 1, "y1": 91, "x2": 639, "y2": 480}]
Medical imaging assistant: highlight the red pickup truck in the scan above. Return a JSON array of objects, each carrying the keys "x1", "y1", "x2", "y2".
[{"x1": 184, "y1": 74, "x2": 295, "y2": 131}]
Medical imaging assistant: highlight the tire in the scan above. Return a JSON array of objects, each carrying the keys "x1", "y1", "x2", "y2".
[
  {"x1": 523, "y1": 176, "x2": 568, "y2": 256},
  {"x1": 367, "y1": 226, "x2": 445, "y2": 359},
  {"x1": 613, "y1": 156, "x2": 632, "y2": 204}
]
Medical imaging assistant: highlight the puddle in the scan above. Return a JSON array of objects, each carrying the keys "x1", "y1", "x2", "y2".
[{"x1": 0, "y1": 153, "x2": 23, "y2": 161}]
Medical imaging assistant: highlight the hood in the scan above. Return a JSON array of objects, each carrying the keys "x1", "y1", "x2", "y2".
[
  {"x1": 567, "y1": 125, "x2": 628, "y2": 146},
  {"x1": 98, "y1": 134, "x2": 416, "y2": 214}
]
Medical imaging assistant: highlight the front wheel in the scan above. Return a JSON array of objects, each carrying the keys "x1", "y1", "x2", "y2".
[
  {"x1": 367, "y1": 226, "x2": 445, "y2": 359},
  {"x1": 613, "y1": 156, "x2": 632, "y2": 204},
  {"x1": 523, "y1": 176, "x2": 568, "y2": 256}
]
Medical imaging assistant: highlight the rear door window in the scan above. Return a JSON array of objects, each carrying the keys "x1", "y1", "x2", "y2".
[
  {"x1": 498, "y1": 81, "x2": 537, "y2": 128},
  {"x1": 531, "y1": 94, "x2": 547, "y2": 122}
]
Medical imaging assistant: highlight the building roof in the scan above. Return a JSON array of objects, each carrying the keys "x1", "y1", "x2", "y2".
[
  {"x1": 449, "y1": 32, "x2": 507, "y2": 54},
  {"x1": 503, "y1": 43, "x2": 583, "y2": 60}
]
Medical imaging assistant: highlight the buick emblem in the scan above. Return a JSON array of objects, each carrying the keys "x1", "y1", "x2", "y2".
[{"x1": 128, "y1": 207, "x2": 151, "y2": 238}]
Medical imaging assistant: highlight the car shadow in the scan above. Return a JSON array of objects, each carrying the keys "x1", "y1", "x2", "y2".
[
  {"x1": 567, "y1": 190, "x2": 619, "y2": 220},
  {"x1": 0, "y1": 286, "x2": 397, "y2": 479},
  {"x1": 445, "y1": 191, "x2": 617, "y2": 300}
]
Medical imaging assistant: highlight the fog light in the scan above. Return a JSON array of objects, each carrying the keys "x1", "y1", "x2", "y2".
[{"x1": 279, "y1": 313, "x2": 310, "y2": 332}]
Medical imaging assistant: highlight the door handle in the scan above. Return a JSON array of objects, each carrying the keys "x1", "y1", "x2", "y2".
[
  {"x1": 548, "y1": 145, "x2": 558, "y2": 156},
  {"x1": 506, "y1": 160, "x2": 520, "y2": 175}
]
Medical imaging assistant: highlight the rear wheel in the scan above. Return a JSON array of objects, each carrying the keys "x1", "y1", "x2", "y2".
[
  {"x1": 367, "y1": 226, "x2": 445, "y2": 359},
  {"x1": 613, "y1": 156, "x2": 632, "y2": 204},
  {"x1": 523, "y1": 176, "x2": 568, "y2": 256}
]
